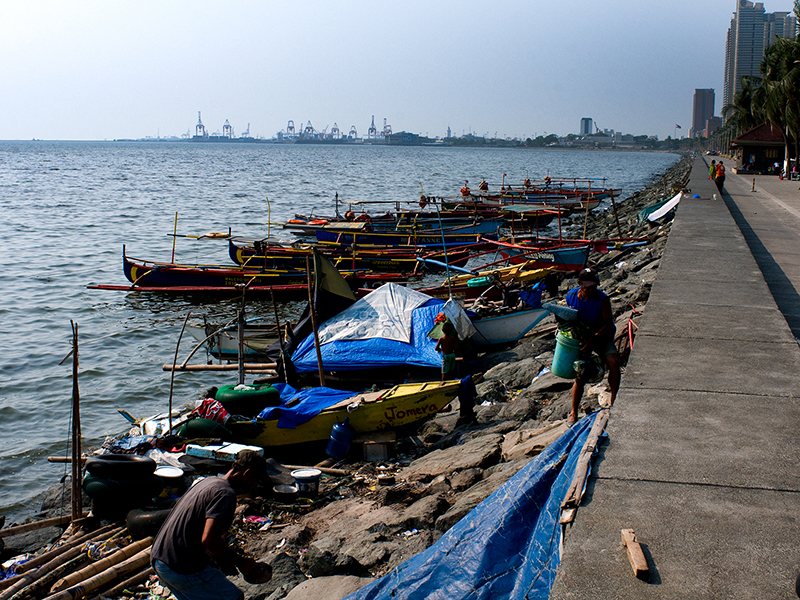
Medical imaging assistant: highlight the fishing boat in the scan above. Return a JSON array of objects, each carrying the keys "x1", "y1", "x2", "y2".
[
  {"x1": 223, "y1": 380, "x2": 463, "y2": 448},
  {"x1": 118, "y1": 246, "x2": 413, "y2": 290},
  {"x1": 483, "y1": 239, "x2": 591, "y2": 271},
  {"x1": 228, "y1": 238, "x2": 472, "y2": 272},
  {"x1": 313, "y1": 220, "x2": 501, "y2": 248},
  {"x1": 469, "y1": 308, "x2": 550, "y2": 346},
  {"x1": 185, "y1": 318, "x2": 280, "y2": 361},
  {"x1": 417, "y1": 262, "x2": 555, "y2": 301}
]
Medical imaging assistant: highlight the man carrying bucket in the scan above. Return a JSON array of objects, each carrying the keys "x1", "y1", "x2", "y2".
[{"x1": 565, "y1": 267, "x2": 621, "y2": 424}]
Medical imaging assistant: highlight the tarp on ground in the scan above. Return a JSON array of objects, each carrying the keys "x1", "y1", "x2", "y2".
[
  {"x1": 344, "y1": 412, "x2": 599, "y2": 600},
  {"x1": 291, "y1": 283, "x2": 446, "y2": 372}
]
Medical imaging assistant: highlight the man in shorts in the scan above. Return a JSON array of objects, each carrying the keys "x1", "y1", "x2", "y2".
[
  {"x1": 151, "y1": 450, "x2": 272, "y2": 600},
  {"x1": 565, "y1": 267, "x2": 621, "y2": 424}
]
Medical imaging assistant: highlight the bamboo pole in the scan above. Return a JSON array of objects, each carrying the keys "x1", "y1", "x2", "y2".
[
  {"x1": 14, "y1": 524, "x2": 123, "y2": 574},
  {"x1": 0, "y1": 515, "x2": 83, "y2": 539},
  {"x1": 69, "y1": 321, "x2": 82, "y2": 521},
  {"x1": 50, "y1": 538, "x2": 152, "y2": 593},
  {"x1": 306, "y1": 255, "x2": 325, "y2": 386},
  {"x1": 87, "y1": 566, "x2": 154, "y2": 600},
  {"x1": 6, "y1": 554, "x2": 89, "y2": 600},
  {"x1": 171, "y1": 212, "x2": 178, "y2": 263},
  {"x1": 41, "y1": 548, "x2": 151, "y2": 600},
  {"x1": 168, "y1": 313, "x2": 191, "y2": 433},
  {"x1": 237, "y1": 297, "x2": 246, "y2": 386},
  {"x1": 162, "y1": 363, "x2": 277, "y2": 372}
]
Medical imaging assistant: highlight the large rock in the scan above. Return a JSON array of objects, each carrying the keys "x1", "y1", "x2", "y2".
[
  {"x1": 283, "y1": 575, "x2": 374, "y2": 600},
  {"x1": 234, "y1": 552, "x2": 306, "y2": 600},
  {"x1": 299, "y1": 536, "x2": 358, "y2": 577},
  {"x1": 501, "y1": 421, "x2": 568, "y2": 462},
  {"x1": 399, "y1": 434, "x2": 503, "y2": 482},
  {"x1": 475, "y1": 378, "x2": 509, "y2": 404},
  {"x1": 434, "y1": 460, "x2": 527, "y2": 532},
  {"x1": 341, "y1": 531, "x2": 397, "y2": 571},
  {"x1": 496, "y1": 392, "x2": 539, "y2": 421},
  {"x1": 482, "y1": 357, "x2": 546, "y2": 389},
  {"x1": 527, "y1": 370, "x2": 573, "y2": 394}
]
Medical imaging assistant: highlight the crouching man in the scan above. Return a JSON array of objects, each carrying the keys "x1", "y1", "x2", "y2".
[{"x1": 152, "y1": 450, "x2": 272, "y2": 600}]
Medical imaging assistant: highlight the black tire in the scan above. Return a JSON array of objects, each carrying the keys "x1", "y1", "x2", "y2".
[
  {"x1": 215, "y1": 384, "x2": 280, "y2": 418},
  {"x1": 85, "y1": 454, "x2": 157, "y2": 479},
  {"x1": 179, "y1": 418, "x2": 231, "y2": 440},
  {"x1": 126, "y1": 507, "x2": 173, "y2": 540},
  {"x1": 82, "y1": 474, "x2": 164, "y2": 503}
]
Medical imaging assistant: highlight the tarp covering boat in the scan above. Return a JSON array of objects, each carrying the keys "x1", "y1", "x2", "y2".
[
  {"x1": 291, "y1": 283, "x2": 446, "y2": 372},
  {"x1": 345, "y1": 412, "x2": 600, "y2": 600}
]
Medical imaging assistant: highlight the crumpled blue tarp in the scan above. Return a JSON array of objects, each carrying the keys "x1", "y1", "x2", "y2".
[
  {"x1": 257, "y1": 383, "x2": 355, "y2": 429},
  {"x1": 345, "y1": 412, "x2": 599, "y2": 600}
]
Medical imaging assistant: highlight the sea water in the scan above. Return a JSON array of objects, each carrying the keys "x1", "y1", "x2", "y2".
[{"x1": 0, "y1": 141, "x2": 679, "y2": 520}]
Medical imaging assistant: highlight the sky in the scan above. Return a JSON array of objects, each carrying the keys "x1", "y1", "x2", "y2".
[{"x1": 0, "y1": 0, "x2": 791, "y2": 141}]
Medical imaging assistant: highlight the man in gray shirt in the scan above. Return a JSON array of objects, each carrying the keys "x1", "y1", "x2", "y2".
[{"x1": 152, "y1": 450, "x2": 272, "y2": 600}]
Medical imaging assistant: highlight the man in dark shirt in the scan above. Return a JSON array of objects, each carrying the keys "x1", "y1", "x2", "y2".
[{"x1": 152, "y1": 450, "x2": 272, "y2": 600}]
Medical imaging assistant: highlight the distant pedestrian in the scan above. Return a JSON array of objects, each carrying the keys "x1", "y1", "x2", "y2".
[
  {"x1": 715, "y1": 161, "x2": 726, "y2": 191},
  {"x1": 709, "y1": 160, "x2": 716, "y2": 180},
  {"x1": 435, "y1": 321, "x2": 458, "y2": 381}
]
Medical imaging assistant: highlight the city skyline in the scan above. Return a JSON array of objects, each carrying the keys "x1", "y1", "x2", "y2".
[{"x1": 1, "y1": 0, "x2": 794, "y2": 142}]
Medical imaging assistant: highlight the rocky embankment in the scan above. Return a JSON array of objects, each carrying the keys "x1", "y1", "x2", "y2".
[{"x1": 1, "y1": 154, "x2": 693, "y2": 600}]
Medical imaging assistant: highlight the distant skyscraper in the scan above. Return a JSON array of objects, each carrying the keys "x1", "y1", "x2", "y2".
[
  {"x1": 580, "y1": 118, "x2": 593, "y2": 136},
  {"x1": 691, "y1": 89, "x2": 716, "y2": 138},
  {"x1": 723, "y1": 1, "x2": 797, "y2": 111}
]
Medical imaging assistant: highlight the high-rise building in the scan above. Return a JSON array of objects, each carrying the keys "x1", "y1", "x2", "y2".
[
  {"x1": 579, "y1": 118, "x2": 593, "y2": 136},
  {"x1": 691, "y1": 89, "x2": 716, "y2": 138},
  {"x1": 723, "y1": 1, "x2": 797, "y2": 111}
]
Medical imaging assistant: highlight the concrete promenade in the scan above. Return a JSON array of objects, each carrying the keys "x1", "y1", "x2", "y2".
[{"x1": 550, "y1": 156, "x2": 800, "y2": 599}]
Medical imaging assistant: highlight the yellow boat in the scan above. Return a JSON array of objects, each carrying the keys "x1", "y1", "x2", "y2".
[{"x1": 226, "y1": 380, "x2": 462, "y2": 448}]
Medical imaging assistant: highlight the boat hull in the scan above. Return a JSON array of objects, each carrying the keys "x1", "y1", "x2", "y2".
[
  {"x1": 470, "y1": 308, "x2": 550, "y2": 345},
  {"x1": 227, "y1": 380, "x2": 461, "y2": 448}
]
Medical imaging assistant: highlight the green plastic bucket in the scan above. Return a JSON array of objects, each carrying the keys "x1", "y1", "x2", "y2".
[{"x1": 552, "y1": 332, "x2": 581, "y2": 379}]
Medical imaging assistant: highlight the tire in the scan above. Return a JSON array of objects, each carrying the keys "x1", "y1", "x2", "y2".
[
  {"x1": 82, "y1": 474, "x2": 164, "y2": 504},
  {"x1": 214, "y1": 384, "x2": 280, "y2": 418},
  {"x1": 178, "y1": 417, "x2": 231, "y2": 440},
  {"x1": 85, "y1": 454, "x2": 157, "y2": 479},
  {"x1": 126, "y1": 507, "x2": 173, "y2": 540}
]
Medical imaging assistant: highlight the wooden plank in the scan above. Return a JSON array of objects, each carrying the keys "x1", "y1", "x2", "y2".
[
  {"x1": 621, "y1": 529, "x2": 650, "y2": 581},
  {"x1": 561, "y1": 410, "x2": 609, "y2": 509}
]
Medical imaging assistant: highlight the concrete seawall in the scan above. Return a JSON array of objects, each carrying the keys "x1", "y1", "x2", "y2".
[{"x1": 550, "y1": 156, "x2": 800, "y2": 599}]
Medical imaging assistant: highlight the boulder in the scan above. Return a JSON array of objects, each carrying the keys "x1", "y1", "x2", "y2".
[
  {"x1": 234, "y1": 552, "x2": 306, "y2": 600},
  {"x1": 527, "y1": 370, "x2": 573, "y2": 394},
  {"x1": 399, "y1": 434, "x2": 503, "y2": 482},
  {"x1": 475, "y1": 378, "x2": 509, "y2": 404},
  {"x1": 482, "y1": 357, "x2": 545, "y2": 389},
  {"x1": 501, "y1": 421, "x2": 569, "y2": 462},
  {"x1": 283, "y1": 576, "x2": 374, "y2": 600},
  {"x1": 496, "y1": 391, "x2": 539, "y2": 421}
]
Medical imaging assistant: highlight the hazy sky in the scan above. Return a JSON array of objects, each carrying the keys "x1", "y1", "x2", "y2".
[{"x1": 0, "y1": 0, "x2": 790, "y2": 141}]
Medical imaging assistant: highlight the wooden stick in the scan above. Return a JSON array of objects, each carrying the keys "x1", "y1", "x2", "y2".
[
  {"x1": 306, "y1": 254, "x2": 325, "y2": 386},
  {"x1": 50, "y1": 538, "x2": 152, "y2": 593},
  {"x1": 41, "y1": 548, "x2": 151, "y2": 600},
  {"x1": 281, "y1": 464, "x2": 350, "y2": 476},
  {"x1": 621, "y1": 529, "x2": 650, "y2": 580},
  {"x1": 168, "y1": 312, "x2": 191, "y2": 433},
  {"x1": 561, "y1": 410, "x2": 609, "y2": 517},
  {"x1": 69, "y1": 321, "x2": 82, "y2": 521}
]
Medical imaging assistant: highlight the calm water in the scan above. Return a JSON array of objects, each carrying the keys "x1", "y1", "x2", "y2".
[{"x1": 0, "y1": 141, "x2": 678, "y2": 521}]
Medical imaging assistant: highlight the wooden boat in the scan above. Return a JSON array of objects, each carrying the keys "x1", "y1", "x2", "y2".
[
  {"x1": 225, "y1": 380, "x2": 462, "y2": 448},
  {"x1": 228, "y1": 239, "x2": 472, "y2": 272},
  {"x1": 417, "y1": 263, "x2": 555, "y2": 301},
  {"x1": 185, "y1": 319, "x2": 279, "y2": 361},
  {"x1": 313, "y1": 220, "x2": 501, "y2": 248},
  {"x1": 484, "y1": 239, "x2": 591, "y2": 271},
  {"x1": 119, "y1": 246, "x2": 413, "y2": 290},
  {"x1": 469, "y1": 308, "x2": 550, "y2": 346}
]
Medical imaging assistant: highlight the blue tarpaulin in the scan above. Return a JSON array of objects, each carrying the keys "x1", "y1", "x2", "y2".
[
  {"x1": 291, "y1": 284, "x2": 445, "y2": 373},
  {"x1": 345, "y1": 412, "x2": 599, "y2": 600},
  {"x1": 257, "y1": 383, "x2": 355, "y2": 429}
]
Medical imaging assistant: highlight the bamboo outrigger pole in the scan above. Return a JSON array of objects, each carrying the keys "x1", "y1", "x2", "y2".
[{"x1": 171, "y1": 212, "x2": 178, "y2": 263}]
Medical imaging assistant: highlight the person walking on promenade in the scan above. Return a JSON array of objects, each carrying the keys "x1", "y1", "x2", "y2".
[
  {"x1": 565, "y1": 267, "x2": 621, "y2": 425},
  {"x1": 709, "y1": 159, "x2": 716, "y2": 180},
  {"x1": 715, "y1": 161, "x2": 726, "y2": 191},
  {"x1": 151, "y1": 450, "x2": 272, "y2": 600}
]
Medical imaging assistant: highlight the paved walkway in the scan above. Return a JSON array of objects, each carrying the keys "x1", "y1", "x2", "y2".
[{"x1": 550, "y1": 156, "x2": 800, "y2": 599}]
